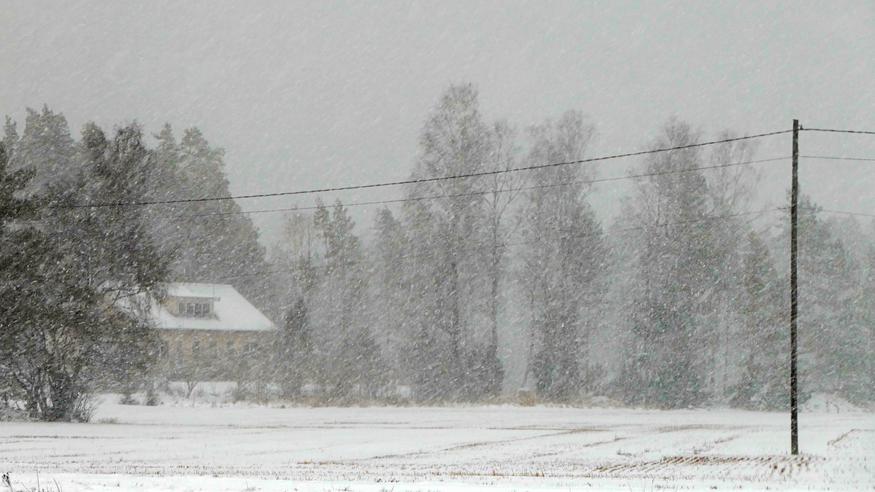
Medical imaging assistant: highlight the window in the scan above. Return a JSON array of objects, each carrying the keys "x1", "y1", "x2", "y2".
[
  {"x1": 192, "y1": 340, "x2": 201, "y2": 357},
  {"x1": 172, "y1": 298, "x2": 215, "y2": 318},
  {"x1": 174, "y1": 299, "x2": 213, "y2": 318}
]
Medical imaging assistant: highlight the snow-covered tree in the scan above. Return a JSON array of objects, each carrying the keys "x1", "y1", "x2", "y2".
[
  {"x1": 402, "y1": 84, "x2": 494, "y2": 401},
  {"x1": 276, "y1": 297, "x2": 314, "y2": 398},
  {"x1": 480, "y1": 120, "x2": 522, "y2": 396},
  {"x1": 697, "y1": 135, "x2": 759, "y2": 400},
  {"x1": 730, "y1": 231, "x2": 788, "y2": 409},
  {"x1": 1, "y1": 115, "x2": 168, "y2": 421},
  {"x1": 368, "y1": 207, "x2": 416, "y2": 388},
  {"x1": 854, "y1": 242, "x2": 875, "y2": 402},
  {"x1": 146, "y1": 126, "x2": 273, "y2": 318},
  {"x1": 619, "y1": 119, "x2": 716, "y2": 408},
  {"x1": 518, "y1": 111, "x2": 605, "y2": 401},
  {"x1": 0, "y1": 140, "x2": 37, "y2": 408},
  {"x1": 782, "y1": 199, "x2": 869, "y2": 402},
  {"x1": 311, "y1": 200, "x2": 384, "y2": 402},
  {"x1": 13, "y1": 106, "x2": 77, "y2": 193}
]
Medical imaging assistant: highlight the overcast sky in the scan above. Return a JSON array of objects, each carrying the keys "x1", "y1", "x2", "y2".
[{"x1": 2, "y1": 0, "x2": 874, "y2": 246}]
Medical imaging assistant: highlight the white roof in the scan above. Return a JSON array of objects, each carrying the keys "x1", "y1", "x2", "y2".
[{"x1": 149, "y1": 282, "x2": 276, "y2": 332}]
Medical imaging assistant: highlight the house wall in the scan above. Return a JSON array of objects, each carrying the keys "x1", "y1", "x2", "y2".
[{"x1": 159, "y1": 329, "x2": 276, "y2": 379}]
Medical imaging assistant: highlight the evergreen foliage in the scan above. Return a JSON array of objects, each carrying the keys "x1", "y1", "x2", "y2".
[
  {"x1": 3, "y1": 89, "x2": 874, "y2": 411},
  {"x1": 518, "y1": 111, "x2": 605, "y2": 401},
  {"x1": 0, "y1": 112, "x2": 167, "y2": 421}
]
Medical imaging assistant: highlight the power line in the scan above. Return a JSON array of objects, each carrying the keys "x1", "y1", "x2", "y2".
[
  {"x1": 803, "y1": 127, "x2": 875, "y2": 136},
  {"x1": 213, "y1": 207, "x2": 783, "y2": 281},
  {"x1": 177, "y1": 156, "x2": 787, "y2": 220},
  {"x1": 800, "y1": 155, "x2": 875, "y2": 162},
  {"x1": 808, "y1": 208, "x2": 875, "y2": 219},
  {"x1": 49, "y1": 129, "x2": 793, "y2": 210}
]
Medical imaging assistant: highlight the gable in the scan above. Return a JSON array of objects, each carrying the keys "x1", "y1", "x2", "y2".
[{"x1": 150, "y1": 283, "x2": 276, "y2": 332}]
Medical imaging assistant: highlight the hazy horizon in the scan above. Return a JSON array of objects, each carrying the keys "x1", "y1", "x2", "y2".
[{"x1": 3, "y1": 0, "x2": 874, "y2": 246}]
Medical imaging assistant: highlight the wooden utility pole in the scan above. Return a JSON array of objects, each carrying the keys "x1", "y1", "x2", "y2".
[{"x1": 790, "y1": 119, "x2": 800, "y2": 455}]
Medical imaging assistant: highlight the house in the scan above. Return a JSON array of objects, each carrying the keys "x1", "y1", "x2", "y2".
[{"x1": 146, "y1": 282, "x2": 277, "y2": 378}]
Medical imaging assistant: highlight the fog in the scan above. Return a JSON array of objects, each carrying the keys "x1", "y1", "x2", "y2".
[
  {"x1": 3, "y1": 1, "x2": 873, "y2": 246},
  {"x1": 1, "y1": 3, "x2": 874, "y2": 489}
]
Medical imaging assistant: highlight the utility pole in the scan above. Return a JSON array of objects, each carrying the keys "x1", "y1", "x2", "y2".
[{"x1": 790, "y1": 119, "x2": 800, "y2": 455}]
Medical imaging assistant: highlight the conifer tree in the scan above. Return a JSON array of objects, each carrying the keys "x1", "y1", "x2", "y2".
[
  {"x1": 1, "y1": 115, "x2": 168, "y2": 420},
  {"x1": 277, "y1": 297, "x2": 313, "y2": 398},
  {"x1": 621, "y1": 119, "x2": 715, "y2": 408},
  {"x1": 730, "y1": 231, "x2": 787, "y2": 409},
  {"x1": 0, "y1": 141, "x2": 37, "y2": 406},
  {"x1": 785, "y1": 200, "x2": 868, "y2": 402},
  {"x1": 147, "y1": 126, "x2": 272, "y2": 316},
  {"x1": 518, "y1": 111, "x2": 605, "y2": 401},
  {"x1": 370, "y1": 207, "x2": 416, "y2": 387},
  {"x1": 312, "y1": 200, "x2": 383, "y2": 402}
]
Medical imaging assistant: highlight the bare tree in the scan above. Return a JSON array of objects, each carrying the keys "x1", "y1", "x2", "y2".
[{"x1": 480, "y1": 120, "x2": 524, "y2": 396}]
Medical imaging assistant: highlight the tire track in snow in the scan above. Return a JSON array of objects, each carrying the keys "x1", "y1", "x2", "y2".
[{"x1": 361, "y1": 427, "x2": 607, "y2": 461}]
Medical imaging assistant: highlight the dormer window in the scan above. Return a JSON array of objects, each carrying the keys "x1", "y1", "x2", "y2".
[{"x1": 173, "y1": 297, "x2": 214, "y2": 318}]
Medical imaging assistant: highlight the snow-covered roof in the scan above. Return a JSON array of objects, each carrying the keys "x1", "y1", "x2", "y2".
[{"x1": 149, "y1": 282, "x2": 276, "y2": 332}]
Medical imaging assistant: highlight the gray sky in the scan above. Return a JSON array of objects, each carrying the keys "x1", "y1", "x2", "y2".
[{"x1": 3, "y1": 0, "x2": 874, "y2": 246}]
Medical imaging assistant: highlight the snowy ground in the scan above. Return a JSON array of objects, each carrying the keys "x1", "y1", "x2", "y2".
[{"x1": 1, "y1": 398, "x2": 873, "y2": 491}]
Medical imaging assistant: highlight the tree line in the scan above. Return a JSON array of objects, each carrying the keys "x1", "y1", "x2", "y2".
[
  {"x1": 1, "y1": 85, "x2": 873, "y2": 420},
  {"x1": 271, "y1": 85, "x2": 873, "y2": 408}
]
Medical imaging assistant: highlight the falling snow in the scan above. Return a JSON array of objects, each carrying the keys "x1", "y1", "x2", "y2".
[{"x1": 1, "y1": 2, "x2": 874, "y2": 491}]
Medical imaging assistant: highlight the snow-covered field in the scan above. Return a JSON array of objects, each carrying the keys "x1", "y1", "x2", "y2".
[{"x1": 2, "y1": 398, "x2": 873, "y2": 491}]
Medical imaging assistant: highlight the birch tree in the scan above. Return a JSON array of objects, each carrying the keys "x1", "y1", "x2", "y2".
[{"x1": 403, "y1": 84, "x2": 493, "y2": 401}]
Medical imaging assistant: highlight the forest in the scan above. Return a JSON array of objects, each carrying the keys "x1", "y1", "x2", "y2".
[{"x1": 1, "y1": 84, "x2": 872, "y2": 421}]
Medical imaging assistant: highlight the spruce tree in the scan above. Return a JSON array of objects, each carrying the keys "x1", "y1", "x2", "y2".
[
  {"x1": 518, "y1": 111, "x2": 605, "y2": 402},
  {"x1": 730, "y1": 231, "x2": 787, "y2": 409},
  {"x1": 789, "y1": 202, "x2": 868, "y2": 402},
  {"x1": 1, "y1": 116, "x2": 168, "y2": 421},
  {"x1": 622, "y1": 119, "x2": 715, "y2": 408},
  {"x1": 0, "y1": 141, "x2": 37, "y2": 407},
  {"x1": 370, "y1": 207, "x2": 416, "y2": 388},
  {"x1": 312, "y1": 200, "x2": 383, "y2": 402},
  {"x1": 278, "y1": 297, "x2": 313, "y2": 398},
  {"x1": 147, "y1": 126, "x2": 272, "y2": 316}
]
